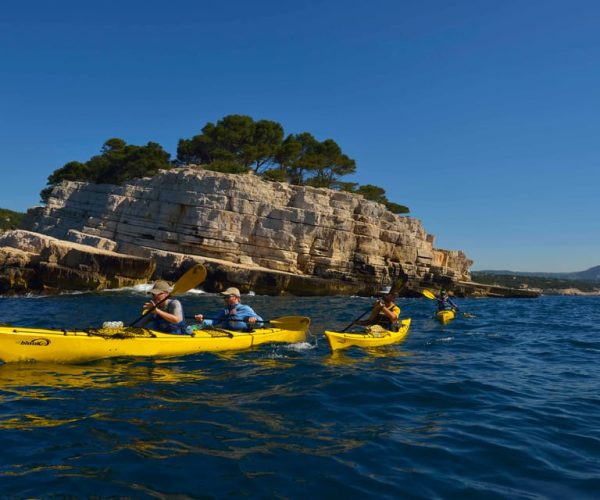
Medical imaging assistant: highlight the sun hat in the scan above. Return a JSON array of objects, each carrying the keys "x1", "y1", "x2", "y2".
[
  {"x1": 221, "y1": 287, "x2": 241, "y2": 298},
  {"x1": 150, "y1": 280, "x2": 172, "y2": 294}
]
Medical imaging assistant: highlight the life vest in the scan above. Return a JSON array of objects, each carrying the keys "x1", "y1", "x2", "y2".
[
  {"x1": 148, "y1": 299, "x2": 187, "y2": 334},
  {"x1": 373, "y1": 303, "x2": 401, "y2": 331},
  {"x1": 149, "y1": 316, "x2": 187, "y2": 334}
]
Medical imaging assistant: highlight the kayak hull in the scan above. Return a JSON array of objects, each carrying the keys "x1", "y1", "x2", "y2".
[
  {"x1": 436, "y1": 310, "x2": 456, "y2": 325},
  {"x1": 324, "y1": 318, "x2": 411, "y2": 351},
  {"x1": 0, "y1": 317, "x2": 310, "y2": 363}
]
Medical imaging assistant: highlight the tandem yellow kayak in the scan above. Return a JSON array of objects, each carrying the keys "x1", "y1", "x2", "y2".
[
  {"x1": 0, "y1": 316, "x2": 310, "y2": 363},
  {"x1": 324, "y1": 318, "x2": 411, "y2": 351},
  {"x1": 436, "y1": 310, "x2": 456, "y2": 325}
]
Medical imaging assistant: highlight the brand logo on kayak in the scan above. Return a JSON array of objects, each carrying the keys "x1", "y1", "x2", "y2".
[{"x1": 20, "y1": 338, "x2": 50, "y2": 346}]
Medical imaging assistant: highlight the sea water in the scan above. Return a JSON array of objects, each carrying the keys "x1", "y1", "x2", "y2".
[{"x1": 0, "y1": 292, "x2": 598, "y2": 498}]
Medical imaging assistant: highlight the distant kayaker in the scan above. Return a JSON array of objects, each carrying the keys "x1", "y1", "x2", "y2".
[
  {"x1": 194, "y1": 287, "x2": 264, "y2": 331},
  {"x1": 437, "y1": 289, "x2": 459, "y2": 312},
  {"x1": 357, "y1": 292, "x2": 401, "y2": 332},
  {"x1": 139, "y1": 280, "x2": 187, "y2": 334}
]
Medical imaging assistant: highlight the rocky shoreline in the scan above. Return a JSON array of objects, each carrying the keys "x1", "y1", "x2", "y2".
[{"x1": 1, "y1": 168, "x2": 539, "y2": 298}]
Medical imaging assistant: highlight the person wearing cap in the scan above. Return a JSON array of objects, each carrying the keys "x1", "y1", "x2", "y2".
[
  {"x1": 437, "y1": 288, "x2": 459, "y2": 312},
  {"x1": 357, "y1": 291, "x2": 401, "y2": 332},
  {"x1": 139, "y1": 280, "x2": 187, "y2": 334},
  {"x1": 194, "y1": 287, "x2": 264, "y2": 331}
]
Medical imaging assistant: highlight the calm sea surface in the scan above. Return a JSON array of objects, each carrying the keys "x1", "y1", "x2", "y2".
[{"x1": 0, "y1": 292, "x2": 599, "y2": 498}]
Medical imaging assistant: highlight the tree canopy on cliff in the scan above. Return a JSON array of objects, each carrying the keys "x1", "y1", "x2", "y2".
[
  {"x1": 177, "y1": 115, "x2": 284, "y2": 173},
  {"x1": 41, "y1": 115, "x2": 409, "y2": 214},
  {"x1": 177, "y1": 116, "x2": 357, "y2": 187},
  {"x1": 261, "y1": 132, "x2": 356, "y2": 188},
  {"x1": 347, "y1": 185, "x2": 409, "y2": 214},
  {"x1": 41, "y1": 139, "x2": 172, "y2": 202}
]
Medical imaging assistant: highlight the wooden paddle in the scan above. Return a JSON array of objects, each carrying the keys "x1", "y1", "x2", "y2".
[
  {"x1": 129, "y1": 264, "x2": 207, "y2": 327},
  {"x1": 421, "y1": 289, "x2": 476, "y2": 318}
]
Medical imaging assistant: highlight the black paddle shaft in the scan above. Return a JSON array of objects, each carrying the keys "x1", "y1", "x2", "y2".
[
  {"x1": 341, "y1": 307, "x2": 372, "y2": 332},
  {"x1": 129, "y1": 294, "x2": 171, "y2": 328}
]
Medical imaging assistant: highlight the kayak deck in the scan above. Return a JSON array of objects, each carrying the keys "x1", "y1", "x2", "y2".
[
  {"x1": 436, "y1": 310, "x2": 456, "y2": 325},
  {"x1": 0, "y1": 316, "x2": 310, "y2": 363},
  {"x1": 324, "y1": 318, "x2": 411, "y2": 351}
]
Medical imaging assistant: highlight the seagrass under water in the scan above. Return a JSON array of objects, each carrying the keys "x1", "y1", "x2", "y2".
[{"x1": 0, "y1": 292, "x2": 598, "y2": 498}]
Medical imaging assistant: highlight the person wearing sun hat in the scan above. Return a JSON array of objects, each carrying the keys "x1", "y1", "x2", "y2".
[
  {"x1": 139, "y1": 279, "x2": 187, "y2": 334},
  {"x1": 194, "y1": 286, "x2": 264, "y2": 331}
]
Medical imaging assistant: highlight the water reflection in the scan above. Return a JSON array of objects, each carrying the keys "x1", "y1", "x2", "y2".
[
  {"x1": 325, "y1": 346, "x2": 414, "y2": 368},
  {"x1": 0, "y1": 360, "x2": 207, "y2": 391}
]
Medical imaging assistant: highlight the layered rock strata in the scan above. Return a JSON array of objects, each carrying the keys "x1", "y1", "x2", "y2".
[
  {"x1": 13, "y1": 167, "x2": 476, "y2": 295},
  {"x1": 0, "y1": 230, "x2": 154, "y2": 294}
]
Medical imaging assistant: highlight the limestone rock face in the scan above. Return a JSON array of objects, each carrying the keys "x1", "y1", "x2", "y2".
[
  {"x1": 0, "y1": 230, "x2": 155, "y2": 294},
  {"x1": 18, "y1": 167, "x2": 473, "y2": 295}
]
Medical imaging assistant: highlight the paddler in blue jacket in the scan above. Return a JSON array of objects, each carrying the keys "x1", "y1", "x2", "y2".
[
  {"x1": 437, "y1": 289, "x2": 459, "y2": 312},
  {"x1": 194, "y1": 287, "x2": 264, "y2": 331}
]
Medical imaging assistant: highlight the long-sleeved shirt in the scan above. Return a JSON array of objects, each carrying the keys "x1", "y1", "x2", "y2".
[
  {"x1": 437, "y1": 296, "x2": 458, "y2": 311},
  {"x1": 204, "y1": 303, "x2": 264, "y2": 331}
]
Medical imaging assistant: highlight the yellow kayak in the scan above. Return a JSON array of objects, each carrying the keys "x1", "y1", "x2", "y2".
[
  {"x1": 324, "y1": 319, "x2": 411, "y2": 351},
  {"x1": 436, "y1": 309, "x2": 456, "y2": 325},
  {"x1": 0, "y1": 316, "x2": 310, "y2": 363}
]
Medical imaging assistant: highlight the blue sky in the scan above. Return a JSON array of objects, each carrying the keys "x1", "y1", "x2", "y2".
[{"x1": 1, "y1": 0, "x2": 598, "y2": 272}]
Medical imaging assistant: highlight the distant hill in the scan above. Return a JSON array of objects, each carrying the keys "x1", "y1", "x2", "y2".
[
  {"x1": 0, "y1": 208, "x2": 24, "y2": 231},
  {"x1": 476, "y1": 266, "x2": 600, "y2": 282},
  {"x1": 471, "y1": 272, "x2": 600, "y2": 293},
  {"x1": 566, "y1": 266, "x2": 600, "y2": 281}
]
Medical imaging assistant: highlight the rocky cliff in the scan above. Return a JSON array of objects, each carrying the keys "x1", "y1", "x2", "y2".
[
  {"x1": 0, "y1": 230, "x2": 154, "y2": 294},
  {"x1": 8, "y1": 166, "x2": 476, "y2": 296}
]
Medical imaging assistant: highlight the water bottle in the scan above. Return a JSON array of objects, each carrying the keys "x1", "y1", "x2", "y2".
[{"x1": 102, "y1": 321, "x2": 123, "y2": 332}]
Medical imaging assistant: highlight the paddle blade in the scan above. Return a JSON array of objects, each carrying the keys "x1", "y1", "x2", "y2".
[
  {"x1": 171, "y1": 264, "x2": 207, "y2": 296},
  {"x1": 267, "y1": 316, "x2": 311, "y2": 333},
  {"x1": 422, "y1": 289, "x2": 436, "y2": 300}
]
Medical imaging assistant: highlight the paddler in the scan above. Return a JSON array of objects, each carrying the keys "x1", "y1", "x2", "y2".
[
  {"x1": 139, "y1": 280, "x2": 187, "y2": 334},
  {"x1": 436, "y1": 289, "x2": 459, "y2": 312},
  {"x1": 194, "y1": 287, "x2": 264, "y2": 331},
  {"x1": 357, "y1": 291, "x2": 401, "y2": 332}
]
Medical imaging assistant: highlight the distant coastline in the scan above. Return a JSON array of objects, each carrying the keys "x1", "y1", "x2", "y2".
[{"x1": 471, "y1": 271, "x2": 600, "y2": 296}]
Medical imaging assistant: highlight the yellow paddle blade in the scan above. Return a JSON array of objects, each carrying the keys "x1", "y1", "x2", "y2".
[
  {"x1": 268, "y1": 316, "x2": 311, "y2": 332},
  {"x1": 171, "y1": 264, "x2": 207, "y2": 296},
  {"x1": 422, "y1": 289, "x2": 436, "y2": 300}
]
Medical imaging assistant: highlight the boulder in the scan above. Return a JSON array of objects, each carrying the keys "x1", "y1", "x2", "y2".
[{"x1": 0, "y1": 230, "x2": 155, "y2": 294}]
